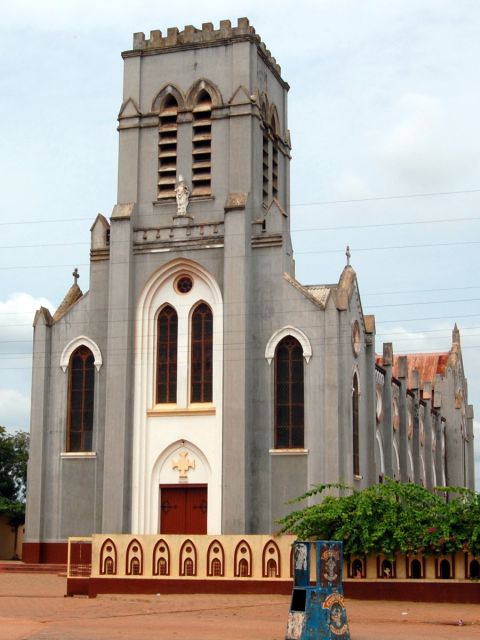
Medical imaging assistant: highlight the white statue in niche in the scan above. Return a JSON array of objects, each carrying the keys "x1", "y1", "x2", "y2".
[{"x1": 175, "y1": 175, "x2": 190, "y2": 215}]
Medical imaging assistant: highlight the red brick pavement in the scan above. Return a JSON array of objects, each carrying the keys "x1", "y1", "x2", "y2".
[{"x1": 0, "y1": 573, "x2": 479, "y2": 639}]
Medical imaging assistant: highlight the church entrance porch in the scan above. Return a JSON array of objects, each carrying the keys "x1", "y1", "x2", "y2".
[{"x1": 159, "y1": 485, "x2": 207, "y2": 534}]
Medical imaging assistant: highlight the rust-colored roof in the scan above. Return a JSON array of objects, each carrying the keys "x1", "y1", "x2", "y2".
[{"x1": 376, "y1": 353, "x2": 449, "y2": 388}]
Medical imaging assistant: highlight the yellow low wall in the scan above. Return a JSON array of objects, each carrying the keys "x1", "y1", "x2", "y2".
[{"x1": 68, "y1": 534, "x2": 480, "y2": 583}]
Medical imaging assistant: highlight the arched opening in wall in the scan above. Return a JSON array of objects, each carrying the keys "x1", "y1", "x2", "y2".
[
  {"x1": 440, "y1": 559, "x2": 451, "y2": 579},
  {"x1": 158, "y1": 95, "x2": 178, "y2": 199},
  {"x1": 352, "y1": 373, "x2": 360, "y2": 476},
  {"x1": 67, "y1": 345, "x2": 95, "y2": 452},
  {"x1": 192, "y1": 90, "x2": 212, "y2": 197},
  {"x1": 99, "y1": 539, "x2": 117, "y2": 576},
  {"x1": 238, "y1": 558, "x2": 249, "y2": 577},
  {"x1": 183, "y1": 558, "x2": 194, "y2": 576},
  {"x1": 266, "y1": 559, "x2": 278, "y2": 577},
  {"x1": 470, "y1": 559, "x2": 480, "y2": 579},
  {"x1": 381, "y1": 559, "x2": 393, "y2": 578},
  {"x1": 234, "y1": 540, "x2": 252, "y2": 577},
  {"x1": 130, "y1": 558, "x2": 140, "y2": 575},
  {"x1": 158, "y1": 558, "x2": 168, "y2": 575},
  {"x1": 411, "y1": 559, "x2": 422, "y2": 579},
  {"x1": 190, "y1": 302, "x2": 213, "y2": 403},
  {"x1": 152, "y1": 539, "x2": 170, "y2": 576},
  {"x1": 179, "y1": 539, "x2": 197, "y2": 576},
  {"x1": 207, "y1": 540, "x2": 225, "y2": 577},
  {"x1": 352, "y1": 558, "x2": 364, "y2": 578},
  {"x1": 126, "y1": 539, "x2": 143, "y2": 576},
  {"x1": 156, "y1": 305, "x2": 178, "y2": 404},
  {"x1": 274, "y1": 336, "x2": 304, "y2": 449},
  {"x1": 211, "y1": 558, "x2": 222, "y2": 576}
]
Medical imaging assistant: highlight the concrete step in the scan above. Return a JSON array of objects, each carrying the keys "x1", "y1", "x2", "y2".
[{"x1": 0, "y1": 561, "x2": 67, "y2": 574}]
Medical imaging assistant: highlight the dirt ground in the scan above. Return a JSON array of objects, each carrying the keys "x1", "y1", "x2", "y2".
[{"x1": 0, "y1": 573, "x2": 479, "y2": 639}]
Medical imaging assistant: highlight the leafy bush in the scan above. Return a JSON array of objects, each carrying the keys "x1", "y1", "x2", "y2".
[{"x1": 277, "y1": 478, "x2": 480, "y2": 557}]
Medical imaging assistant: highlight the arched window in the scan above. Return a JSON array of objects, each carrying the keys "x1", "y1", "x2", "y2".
[
  {"x1": 352, "y1": 373, "x2": 360, "y2": 476},
  {"x1": 192, "y1": 90, "x2": 212, "y2": 196},
  {"x1": 238, "y1": 558, "x2": 249, "y2": 577},
  {"x1": 470, "y1": 559, "x2": 480, "y2": 579},
  {"x1": 190, "y1": 303, "x2": 213, "y2": 402},
  {"x1": 211, "y1": 558, "x2": 222, "y2": 576},
  {"x1": 411, "y1": 559, "x2": 422, "y2": 579},
  {"x1": 156, "y1": 305, "x2": 178, "y2": 403},
  {"x1": 352, "y1": 558, "x2": 364, "y2": 578},
  {"x1": 275, "y1": 336, "x2": 304, "y2": 449},
  {"x1": 184, "y1": 558, "x2": 194, "y2": 576},
  {"x1": 158, "y1": 95, "x2": 178, "y2": 199},
  {"x1": 439, "y1": 559, "x2": 451, "y2": 579},
  {"x1": 67, "y1": 346, "x2": 95, "y2": 452}
]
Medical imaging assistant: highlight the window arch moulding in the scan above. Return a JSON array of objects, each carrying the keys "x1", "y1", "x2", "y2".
[
  {"x1": 151, "y1": 83, "x2": 185, "y2": 113},
  {"x1": 185, "y1": 78, "x2": 223, "y2": 110},
  {"x1": 265, "y1": 326, "x2": 312, "y2": 364},
  {"x1": 60, "y1": 336, "x2": 103, "y2": 372}
]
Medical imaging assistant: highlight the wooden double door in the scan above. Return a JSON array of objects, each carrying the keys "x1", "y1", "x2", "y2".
[{"x1": 159, "y1": 485, "x2": 207, "y2": 534}]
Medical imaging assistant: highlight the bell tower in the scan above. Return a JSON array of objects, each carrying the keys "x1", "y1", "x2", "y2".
[{"x1": 117, "y1": 18, "x2": 292, "y2": 235}]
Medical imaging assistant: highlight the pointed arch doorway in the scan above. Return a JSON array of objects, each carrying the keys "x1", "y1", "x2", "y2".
[{"x1": 159, "y1": 484, "x2": 207, "y2": 534}]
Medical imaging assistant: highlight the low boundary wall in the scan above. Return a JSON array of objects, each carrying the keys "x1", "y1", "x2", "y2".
[{"x1": 66, "y1": 534, "x2": 480, "y2": 602}]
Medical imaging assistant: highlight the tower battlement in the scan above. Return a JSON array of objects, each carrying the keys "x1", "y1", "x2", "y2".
[{"x1": 127, "y1": 18, "x2": 281, "y2": 76}]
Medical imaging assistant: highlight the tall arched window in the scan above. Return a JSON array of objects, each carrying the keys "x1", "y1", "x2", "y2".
[
  {"x1": 67, "y1": 346, "x2": 95, "y2": 452},
  {"x1": 352, "y1": 373, "x2": 360, "y2": 476},
  {"x1": 192, "y1": 90, "x2": 212, "y2": 196},
  {"x1": 190, "y1": 302, "x2": 213, "y2": 403},
  {"x1": 275, "y1": 336, "x2": 304, "y2": 449},
  {"x1": 158, "y1": 95, "x2": 178, "y2": 199},
  {"x1": 156, "y1": 305, "x2": 178, "y2": 403}
]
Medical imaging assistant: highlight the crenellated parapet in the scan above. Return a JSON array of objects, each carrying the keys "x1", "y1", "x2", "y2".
[{"x1": 126, "y1": 18, "x2": 282, "y2": 80}]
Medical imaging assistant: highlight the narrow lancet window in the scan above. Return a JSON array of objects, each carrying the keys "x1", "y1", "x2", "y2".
[
  {"x1": 67, "y1": 346, "x2": 95, "y2": 452},
  {"x1": 156, "y1": 305, "x2": 178, "y2": 404},
  {"x1": 275, "y1": 336, "x2": 304, "y2": 448},
  {"x1": 191, "y1": 303, "x2": 213, "y2": 402},
  {"x1": 353, "y1": 373, "x2": 360, "y2": 476}
]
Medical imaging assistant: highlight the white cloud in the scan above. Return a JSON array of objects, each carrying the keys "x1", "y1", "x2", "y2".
[
  {"x1": 0, "y1": 388, "x2": 30, "y2": 432},
  {"x1": 0, "y1": 292, "x2": 53, "y2": 343},
  {"x1": 377, "y1": 324, "x2": 452, "y2": 355}
]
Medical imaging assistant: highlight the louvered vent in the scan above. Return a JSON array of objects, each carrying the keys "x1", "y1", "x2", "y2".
[
  {"x1": 158, "y1": 96, "x2": 178, "y2": 199},
  {"x1": 192, "y1": 91, "x2": 212, "y2": 197}
]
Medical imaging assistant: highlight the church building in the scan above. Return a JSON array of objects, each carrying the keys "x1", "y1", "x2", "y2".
[{"x1": 24, "y1": 19, "x2": 475, "y2": 563}]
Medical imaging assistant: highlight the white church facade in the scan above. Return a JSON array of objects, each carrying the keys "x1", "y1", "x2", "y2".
[{"x1": 24, "y1": 19, "x2": 474, "y2": 563}]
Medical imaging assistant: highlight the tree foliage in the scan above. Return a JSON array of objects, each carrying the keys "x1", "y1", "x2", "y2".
[
  {"x1": 277, "y1": 478, "x2": 480, "y2": 557},
  {"x1": 0, "y1": 426, "x2": 29, "y2": 524}
]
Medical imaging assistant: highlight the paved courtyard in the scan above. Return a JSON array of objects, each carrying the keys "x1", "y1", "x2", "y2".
[{"x1": 0, "y1": 573, "x2": 479, "y2": 639}]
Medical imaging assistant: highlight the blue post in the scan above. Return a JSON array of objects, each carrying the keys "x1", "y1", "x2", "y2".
[{"x1": 285, "y1": 541, "x2": 350, "y2": 640}]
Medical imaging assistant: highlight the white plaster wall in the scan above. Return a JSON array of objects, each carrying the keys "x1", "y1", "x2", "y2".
[{"x1": 132, "y1": 259, "x2": 223, "y2": 534}]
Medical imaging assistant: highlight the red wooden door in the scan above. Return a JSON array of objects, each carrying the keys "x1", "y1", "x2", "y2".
[{"x1": 160, "y1": 485, "x2": 207, "y2": 534}]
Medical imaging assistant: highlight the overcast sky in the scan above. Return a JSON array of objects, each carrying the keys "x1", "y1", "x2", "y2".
[{"x1": 1, "y1": 0, "x2": 479, "y2": 488}]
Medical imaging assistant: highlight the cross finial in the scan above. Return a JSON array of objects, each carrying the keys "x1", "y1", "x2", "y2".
[
  {"x1": 345, "y1": 246, "x2": 351, "y2": 266},
  {"x1": 72, "y1": 268, "x2": 80, "y2": 285}
]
